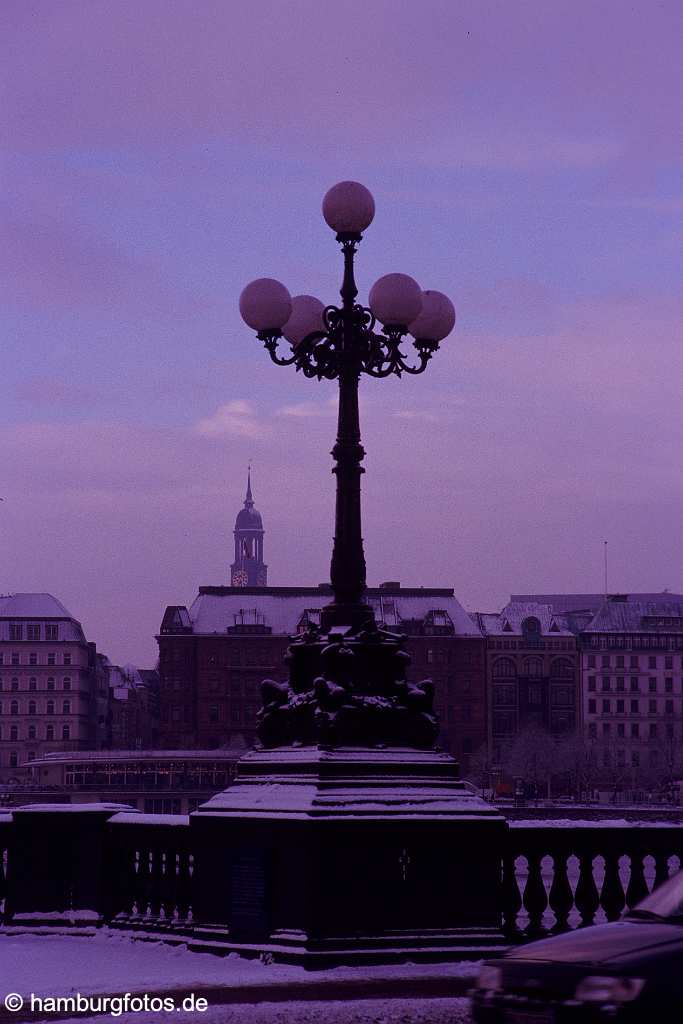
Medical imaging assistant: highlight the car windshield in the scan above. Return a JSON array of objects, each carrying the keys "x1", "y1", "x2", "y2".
[{"x1": 626, "y1": 868, "x2": 683, "y2": 921}]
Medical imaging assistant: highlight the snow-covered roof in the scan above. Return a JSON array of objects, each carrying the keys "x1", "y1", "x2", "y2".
[
  {"x1": 586, "y1": 599, "x2": 683, "y2": 633},
  {"x1": 0, "y1": 593, "x2": 86, "y2": 642},
  {"x1": 475, "y1": 602, "x2": 574, "y2": 637},
  {"x1": 512, "y1": 592, "x2": 683, "y2": 613},
  {"x1": 27, "y1": 749, "x2": 245, "y2": 765},
  {"x1": 0, "y1": 592, "x2": 76, "y2": 619},
  {"x1": 184, "y1": 586, "x2": 481, "y2": 637}
]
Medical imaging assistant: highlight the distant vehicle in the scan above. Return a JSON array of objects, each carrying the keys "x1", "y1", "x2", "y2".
[{"x1": 471, "y1": 868, "x2": 683, "y2": 1022}]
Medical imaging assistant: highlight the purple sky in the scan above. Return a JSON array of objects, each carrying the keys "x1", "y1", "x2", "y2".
[{"x1": 2, "y1": 1, "x2": 682, "y2": 666}]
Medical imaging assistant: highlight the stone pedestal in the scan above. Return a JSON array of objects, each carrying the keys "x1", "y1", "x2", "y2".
[{"x1": 191, "y1": 747, "x2": 508, "y2": 966}]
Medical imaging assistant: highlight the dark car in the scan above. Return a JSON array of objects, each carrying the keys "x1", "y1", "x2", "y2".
[{"x1": 471, "y1": 868, "x2": 683, "y2": 1022}]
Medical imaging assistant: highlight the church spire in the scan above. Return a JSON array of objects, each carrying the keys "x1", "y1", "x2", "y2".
[
  {"x1": 230, "y1": 466, "x2": 267, "y2": 587},
  {"x1": 245, "y1": 466, "x2": 254, "y2": 508}
]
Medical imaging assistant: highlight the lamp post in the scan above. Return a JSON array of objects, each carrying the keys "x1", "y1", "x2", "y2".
[
  {"x1": 239, "y1": 182, "x2": 456, "y2": 749},
  {"x1": 191, "y1": 188, "x2": 506, "y2": 962}
]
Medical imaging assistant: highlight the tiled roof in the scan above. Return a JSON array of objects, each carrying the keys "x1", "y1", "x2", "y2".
[
  {"x1": 474, "y1": 602, "x2": 574, "y2": 637},
  {"x1": 585, "y1": 600, "x2": 683, "y2": 633}
]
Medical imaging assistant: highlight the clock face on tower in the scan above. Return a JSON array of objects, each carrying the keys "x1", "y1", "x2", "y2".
[{"x1": 231, "y1": 569, "x2": 249, "y2": 587}]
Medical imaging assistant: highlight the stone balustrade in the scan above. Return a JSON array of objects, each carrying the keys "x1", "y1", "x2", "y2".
[{"x1": 1, "y1": 804, "x2": 682, "y2": 958}]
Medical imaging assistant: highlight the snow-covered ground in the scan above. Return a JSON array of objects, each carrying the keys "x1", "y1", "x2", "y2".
[
  {"x1": 56, "y1": 999, "x2": 472, "y2": 1024},
  {"x1": 0, "y1": 933, "x2": 477, "y2": 1022}
]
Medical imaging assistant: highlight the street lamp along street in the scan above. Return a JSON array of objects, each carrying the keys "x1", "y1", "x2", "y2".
[{"x1": 239, "y1": 181, "x2": 456, "y2": 750}]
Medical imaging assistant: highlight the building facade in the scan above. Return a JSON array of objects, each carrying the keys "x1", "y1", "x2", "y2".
[
  {"x1": 473, "y1": 602, "x2": 580, "y2": 766},
  {"x1": 108, "y1": 663, "x2": 160, "y2": 750},
  {"x1": 579, "y1": 597, "x2": 683, "y2": 789},
  {"x1": 157, "y1": 582, "x2": 487, "y2": 769},
  {"x1": 0, "y1": 593, "x2": 106, "y2": 779}
]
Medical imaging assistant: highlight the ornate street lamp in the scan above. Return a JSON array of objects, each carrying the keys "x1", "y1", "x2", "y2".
[{"x1": 239, "y1": 182, "x2": 456, "y2": 751}]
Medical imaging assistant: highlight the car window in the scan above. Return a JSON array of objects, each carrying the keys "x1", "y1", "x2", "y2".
[{"x1": 631, "y1": 867, "x2": 683, "y2": 919}]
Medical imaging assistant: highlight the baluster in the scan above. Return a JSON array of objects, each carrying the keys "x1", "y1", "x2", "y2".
[
  {"x1": 137, "y1": 847, "x2": 153, "y2": 920},
  {"x1": 523, "y1": 851, "x2": 548, "y2": 937},
  {"x1": 574, "y1": 852, "x2": 599, "y2": 927},
  {"x1": 501, "y1": 852, "x2": 522, "y2": 938},
  {"x1": 0, "y1": 847, "x2": 7, "y2": 922},
  {"x1": 625, "y1": 852, "x2": 648, "y2": 908},
  {"x1": 548, "y1": 851, "x2": 573, "y2": 933},
  {"x1": 148, "y1": 845, "x2": 163, "y2": 924},
  {"x1": 176, "y1": 849, "x2": 191, "y2": 924},
  {"x1": 160, "y1": 850, "x2": 177, "y2": 924},
  {"x1": 600, "y1": 852, "x2": 626, "y2": 922},
  {"x1": 653, "y1": 851, "x2": 671, "y2": 890}
]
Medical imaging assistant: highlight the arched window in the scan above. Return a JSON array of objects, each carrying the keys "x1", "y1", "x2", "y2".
[
  {"x1": 47, "y1": 677, "x2": 55, "y2": 691},
  {"x1": 46, "y1": 700, "x2": 55, "y2": 715},
  {"x1": 29, "y1": 677, "x2": 37, "y2": 691},
  {"x1": 550, "y1": 657, "x2": 573, "y2": 679},
  {"x1": 10, "y1": 725, "x2": 18, "y2": 741},
  {"x1": 9, "y1": 752, "x2": 18, "y2": 768},
  {"x1": 63, "y1": 677, "x2": 71, "y2": 691},
  {"x1": 523, "y1": 657, "x2": 543, "y2": 678},
  {"x1": 28, "y1": 700, "x2": 36, "y2": 716},
  {"x1": 521, "y1": 616, "x2": 542, "y2": 647},
  {"x1": 62, "y1": 700, "x2": 71, "y2": 715},
  {"x1": 492, "y1": 657, "x2": 516, "y2": 678},
  {"x1": 28, "y1": 724, "x2": 36, "y2": 740},
  {"x1": 46, "y1": 725, "x2": 55, "y2": 741},
  {"x1": 11, "y1": 677, "x2": 18, "y2": 691},
  {"x1": 62, "y1": 725, "x2": 70, "y2": 740},
  {"x1": 10, "y1": 700, "x2": 18, "y2": 716}
]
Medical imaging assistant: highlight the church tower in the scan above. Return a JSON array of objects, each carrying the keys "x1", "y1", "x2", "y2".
[{"x1": 230, "y1": 470, "x2": 268, "y2": 587}]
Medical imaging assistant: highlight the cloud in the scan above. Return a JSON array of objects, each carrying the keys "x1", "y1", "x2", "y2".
[
  {"x1": 277, "y1": 397, "x2": 337, "y2": 418},
  {"x1": 194, "y1": 400, "x2": 267, "y2": 439}
]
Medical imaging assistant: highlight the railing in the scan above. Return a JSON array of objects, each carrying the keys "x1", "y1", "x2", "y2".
[
  {"x1": 106, "y1": 813, "x2": 194, "y2": 931},
  {"x1": 504, "y1": 823, "x2": 683, "y2": 939},
  {"x1": 1, "y1": 807, "x2": 682, "y2": 953}
]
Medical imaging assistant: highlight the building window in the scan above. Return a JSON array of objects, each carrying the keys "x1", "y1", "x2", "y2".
[
  {"x1": 588, "y1": 699, "x2": 596, "y2": 714},
  {"x1": 9, "y1": 624, "x2": 22, "y2": 641},
  {"x1": 587, "y1": 655, "x2": 596, "y2": 668},
  {"x1": 10, "y1": 726, "x2": 18, "y2": 741},
  {"x1": 209, "y1": 705, "x2": 219, "y2": 723},
  {"x1": 46, "y1": 700, "x2": 54, "y2": 715},
  {"x1": 602, "y1": 723, "x2": 611, "y2": 736},
  {"x1": 588, "y1": 723, "x2": 597, "y2": 738},
  {"x1": 666, "y1": 700, "x2": 674, "y2": 714},
  {"x1": 665, "y1": 656, "x2": 673, "y2": 670},
  {"x1": 630, "y1": 699, "x2": 639, "y2": 713},
  {"x1": 29, "y1": 677, "x2": 37, "y2": 691},
  {"x1": 28, "y1": 700, "x2": 36, "y2": 715},
  {"x1": 631, "y1": 723, "x2": 639, "y2": 738},
  {"x1": 616, "y1": 677, "x2": 625, "y2": 691},
  {"x1": 601, "y1": 656, "x2": 610, "y2": 668},
  {"x1": 616, "y1": 699, "x2": 625, "y2": 713},
  {"x1": 527, "y1": 684, "x2": 542, "y2": 705},
  {"x1": 665, "y1": 678, "x2": 673, "y2": 693},
  {"x1": 63, "y1": 653, "x2": 71, "y2": 666},
  {"x1": 602, "y1": 700, "x2": 610, "y2": 713},
  {"x1": 9, "y1": 752, "x2": 18, "y2": 768},
  {"x1": 11, "y1": 653, "x2": 19, "y2": 666},
  {"x1": 63, "y1": 677, "x2": 71, "y2": 691},
  {"x1": 632, "y1": 751, "x2": 640, "y2": 767},
  {"x1": 27, "y1": 625, "x2": 40, "y2": 641},
  {"x1": 11, "y1": 678, "x2": 18, "y2": 691},
  {"x1": 45, "y1": 625, "x2": 58, "y2": 641},
  {"x1": 649, "y1": 723, "x2": 657, "y2": 738},
  {"x1": 62, "y1": 725, "x2": 70, "y2": 740},
  {"x1": 48, "y1": 653, "x2": 56, "y2": 666},
  {"x1": 616, "y1": 655, "x2": 624, "y2": 668},
  {"x1": 46, "y1": 725, "x2": 54, "y2": 740},
  {"x1": 10, "y1": 700, "x2": 18, "y2": 715},
  {"x1": 666, "y1": 723, "x2": 674, "y2": 738},
  {"x1": 630, "y1": 677, "x2": 639, "y2": 691},
  {"x1": 630, "y1": 656, "x2": 639, "y2": 668},
  {"x1": 601, "y1": 677, "x2": 610, "y2": 691},
  {"x1": 648, "y1": 657, "x2": 657, "y2": 669},
  {"x1": 588, "y1": 676, "x2": 596, "y2": 691},
  {"x1": 649, "y1": 699, "x2": 657, "y2": 714},
  {"x1": 47, "y1": 677, "x2": 55, "y2": 690},
  {"x1": 62, "y1": 701, "x2": 71, "y2": 714},
  {"x1": 28, "y1": 725, "x2": 36, "y2": 740},
  {"x1": 29, "y1": 653, "x2": 38, "y2": 666},
  {"x1": 617, "y1": 723, "x2": 625, "y2": 738},
  {"x1": 649, "y1": 678, "x2": 657, "y2": 692},
  {"x1": 492, "y1": 658, "x2": 515, "y2": 679}
]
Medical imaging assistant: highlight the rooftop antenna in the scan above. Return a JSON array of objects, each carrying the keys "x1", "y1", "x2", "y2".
[{"x1": 604, "y1": 540, "x2": 608, "y2": 599}]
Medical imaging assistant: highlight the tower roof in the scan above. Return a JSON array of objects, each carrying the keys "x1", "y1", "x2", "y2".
[{"x1": 234, "y1": 469, "x2": 263, "y2": 531}]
